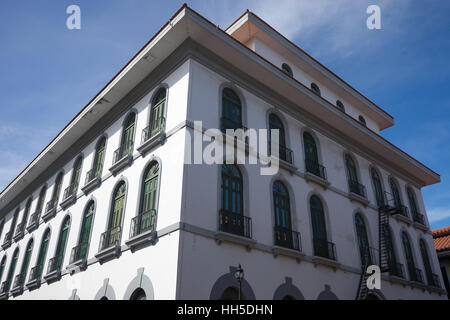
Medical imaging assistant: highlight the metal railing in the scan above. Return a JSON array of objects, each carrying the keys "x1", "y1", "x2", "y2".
[
  {"x1": 313, "y1": 238, "x2": 337, "y2": 260},
  {"x1": 63, "y1": 183, "x2": 77, "y2": 202},
  {"x1": 3, "y1": 231, "x2": 12, "y2": 245},
  {"x1": 142, "y1": 117, "x2": 166, "y2": 143},
  {"x1": 218, "y1": 210, "x2": 252, "y2": 239},
  {"x1": 274, "y1": 226, "x2": 301, "y2": 251},
  {"x1": 12, "y1": 274, "x2": 23, "y2": 290},
  {"x1": 85, "y1": 167, "x2": 102, "y2": 185},
  {"x1": 28, "y1": 265, "x2": 42, "y2": 283},
  {"x1": 0, "y1": 281, "x2": 7, "y2": 294},
  {"x1": 45, "y1": 200, "x2": 56, "y2": 215},
  {"x1": 348, "y1": 179, "x2": 367, "y2": 198},
  {"x1": 389, "y1": 262, "x2": 405, "y2": 278},
  {"x1": 47, "y1": 256, "x2": 63, "y2": 274},
  {"x1": 269, "y1": 143, "x2": 293, "y2": 164},
  {"x1": 412, "y1": 210, "x2": 425, "y2": 225},
  {"x1": 429, "y1": 273, "x2": 441, "y2": 288},
  {"x1": 411, "y1": 268, "x2": 424, "y2": 283},
  {"x1": 305, "y1": 159, "x2": 327, "y2": 180},
  {"x1": 14, "y1": 222, "x2": 25, "y2": 237},
  {"x1": 130, "y1": 210, "x2": 157, "y2": 239},
  {"x1": 113, "y1": 143, "x2": 134, "y2": 165},
  {"x1": 28, "y1": 212, "x2": 40, "y2": 228},
  {"x1": 99, "y1": 226, "x2": 122, "y2": 252},
  {"x1": 70, "y1": 242, "x2": 89, "y2": 264}
]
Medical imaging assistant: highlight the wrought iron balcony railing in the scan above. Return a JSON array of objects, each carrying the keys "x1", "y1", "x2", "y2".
[
  {"x1": 113, "y1": 143, "x2": 134, "y2": 165},
  {"x1": 274, "y1": 226, "x2": 301, "y2": 251},
  {"x1": 62, "y1": 183, "x2": 77, "y2": 202},
  {"x1": 268, "y1": 143, "x2": 293, "y2": 164},
  {"x1": 99, "y1": 226, "x2": 122, "y2": 252},
  {"x1": 70, "y1": 242, "x2": 89, "y2": 264},
  {"x1": 28, "y1": 265, "x2": 43, "y2": 283},
  {"x1": 305, "y1": 159, "x2": 327, "y2": 180},
  {"x1": 47, "y1": 255, "x2": 63, "y2": 274},
  {"x1": 412, "y1": 210, "x2": 425, "y2": 225},
  {"x1": 218, "y1": 210, "x2": 252, "y2": 239},
  {"x1": 142, "y1": 117, "x2": 166, "y2": 144},
  {"x1": 313, "y1": 238, "x2": 337, "y2": 261},
  {"x1": 14, "y1": 222, "x2": 25, "y2": 238},
  {"x1": 130, "y1": 210, "x2": 157, "y2": 239},
  {"x1": 85, "y1": 168, "x2": 102, "y2": 185},
  {"x1": 348, "y1": 179, "x2": 367, "y2": 198},
  {"x1": 389, "y1": 262, "x2": 405, "y2": 278},
  {"x1": 45, "y1": 200, "x2": 56, "y2": 215},
  {"x1": 2, "y1": 231, "x2": 12, "y2": 245},
  {"x1": 13, "y1": 273, "x2": 25, "y2": 290},
  {"x1": 411, "y1": 268, "x2": 424, "y2": 283},
  {"x1": 429, "y1": 273, "x2": 441, "y2": 288},
  {"x1": 0, "y1": 281, "x2": 7, "y2": 295}
]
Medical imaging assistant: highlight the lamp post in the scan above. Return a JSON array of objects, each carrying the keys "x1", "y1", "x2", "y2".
[{"x1": 234, "y1": 264, "x2": 244, "y2": 300}]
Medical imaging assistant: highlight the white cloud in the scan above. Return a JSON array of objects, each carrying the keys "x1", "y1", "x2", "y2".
[{"x1": 427, "y1": 208, "x2": 450, "y2": 223}]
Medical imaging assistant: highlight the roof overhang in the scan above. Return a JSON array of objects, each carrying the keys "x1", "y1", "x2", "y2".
[{"x1": 0, "y1": 5, "x2": 440, "y2": 214}]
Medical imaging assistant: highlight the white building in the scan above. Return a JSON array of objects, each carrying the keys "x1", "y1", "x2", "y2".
[{"x1": 0, "y1": 5, "x2": 446, "y2": 300}]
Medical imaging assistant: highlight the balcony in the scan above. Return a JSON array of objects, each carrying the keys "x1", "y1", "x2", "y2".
[
  {"x1": 389, "y1": 262, "x2": 405, "y2": 279},
  {"x1": 220, "y1": 117, "x2": 248, "y2": 133},
  {"x1": 215, "y1": 210, "x2": 255, "y2": 250},
  {"x1": 42, "y1": 200, "x2": 57, "y2": 222},
  {"x1": 126, "y1": 210, "x2": 157, "y2": 251},
  {"x1": 68, "y1": 242, "x2": 89, "y2": 270},
  {"x1": 348, "y1": 180, "x2": 369, "y2": 206},
  {"x1": 2, "y1": 231, "x2": 12, "y2": 250},
  {"x1": 26, "y1": 212, "x2": 40, "y2": 233},
  {"x1": 137, "y1": 118, "x2": 166, "y2": 156},
  {"x1": 272, "y1": 226, "x2": 304, "y2": 262},
  {"x1": 269, "y1": 143, "x2": 296, "y2": 173},
  {"x1": 410, "y1": 268, "x2": 424, "y2": 284},
  {"x1": 360, "y1": 247, "x2": 378, "y2": 267},
  {"x1": 60, "y1": 184, "x2": 77, "y2": 209},
  {"x1": 44, "y1": 256, "x2": 63, "y2": 283},
  {"x1": 10, "y1": 274, "x2": 24, "y2": 296},
  {"x1": 427, "y1": 273, "x2": 441, "y2": 288},
  {"x1": 81, "y1": 168, "x2": 102, "y2": 195},
  {"x1": 109, "y1": 145, "x2": 134, "y2": 175},
  {"x1": 95, "y1": 226, "x2": 122, "y2": 263},
  {"x1": 313, "y1": 238, "x2": 338, "y2": 262},
  {"x1": 13, "y1": 222, "x2": 25, "y2": 242},
  {"x1": 412, "y1": 210, "x2": 427, "y2": 231},
  {"x1": 304, "y1": 159, "x2": 330, "y2": 189},
  {"x1": 26, "y1": 265, "x2": 42, "y2": 291},
  {"x1": 0, "y1": 281, "x2": 8, "y2": 300}
]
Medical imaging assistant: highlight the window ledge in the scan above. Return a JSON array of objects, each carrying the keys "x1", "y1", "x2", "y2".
[
  {"x1": 272, "y1": 246, "x2": 305, "y2": 263},
  {"x1": 304, "y1": 172, "x2": 331, "y2": 189},
  {"x1": 270, "y1": 157, "x2": 297, "y2": 174},
  {"x1": 348, "y1": 192, "x2": 370, "y2": 207},
  {"x1": 413, "y1": 222, "x2": 428, "y2": 232},
  {"x1": 95, "y1": 245, "x2": 121, "y2": 264},
  {"x1": 409, "y1": 280, "x2": 427, "y2": 290},
  {"x1": 109, "y1": 155, "x2": 133, "y2": 176},
  {"x1": 312, "y1": 256, "x2": 341, "y2": 270},
  {"x1": 60, "y1": 194, "x2": 76, "y2": 210},
  {"x1": 44, "y1": 270, "x2": 61, "y2": 284},
  {"x1": 0, "y1": 292, "x2": 8, "y2": 301},
  {"x1": 392, "y1": 214, "x2": 412, "y2": 226},
  {"x1": 388, "y1": 275, "x2": 408, "y2": 286},
  {"x1": 1, "y1": 239, "x2": 12, "y2": 250},
  {"x1": 10, "y1": 285, "x2": 23, "y2": 297},
  {"x1": 214, "y1": 231, "x2": 256, "y2": 251},
  {"x1": 13, "y1": 231, "x2": 24, "y2": 243},
  {"x1": 81, "y1": 177, "x2": 102, "y2": 195},
  {"x1": 26, "y1": 221, "x2": 39, "y2": 233},
  {"x1": 125, "y1": 230, "x2": 158, "y2": 252},
  {"x1": 26, "y1": 279, "x2": 41, "y2": 291},
  {"x1": 42, "y1": 207, "x2": 57, "y2": 223},
  {"x1": 138, "y1": 132, "x2": 166, "y2": 156},
  {"x1": 66, "y1": 259, "x2": 87, "y2": 273}
]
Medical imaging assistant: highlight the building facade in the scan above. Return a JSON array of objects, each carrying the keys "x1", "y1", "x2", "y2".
[
  {"x1": 0, "y1": 5, "x2": 446, "y2": 300},
  {"x1": 432, "y1": 226, "x2": 450, "y2": 299}
]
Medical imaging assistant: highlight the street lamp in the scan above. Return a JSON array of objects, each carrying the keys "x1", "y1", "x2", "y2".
[{"x1": 234, "y1": 264, "x2": 244, "y2": 300}]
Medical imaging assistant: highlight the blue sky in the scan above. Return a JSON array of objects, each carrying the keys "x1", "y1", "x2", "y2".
[{"x1": 0, "y1": 1, "x2": 449, "y2": 229}]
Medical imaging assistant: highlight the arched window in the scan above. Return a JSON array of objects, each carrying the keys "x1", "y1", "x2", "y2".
[
  {"x1": 358, "y1": 115, "x2": 366, "y2": 126},
  {"x1": 311, "y1": 196, "x2": 333, "y2": 259},
  {"x1": 148, "y1": 88, "x2": 167, "y2": 138},
  {"x1": 382, "y1": 225, "x2": 401, "y2": 277},
  {"x1": 134, "y1": 162, "x2": 159, "y2": 236},
  {"x1": 130, "y1": 288, "x2": 147, "y2": 300},
  {"x1": 50, "y1": 172, "x2": 64, "y2": 210},
  {"x1": 311, "y1": 83, "x2": 321, "y2": 96},
  {"x1": 4, "y1": 248, "x2": 19, "y2": 292},
  {"x1": 67, "y1": 157, "x2": 83, "y2": 199},
  {"x1": 389, "y1": 178, "x2": 402, "y2": 208},
  {"x1": 221, "y1": 88, "x2": 243, "y2": 131},
  {"x1": 74, "y1": 201, "x2": 95, "y2": 263},
  {"x1": 19, "y1": 198, "x2": 32, "y2": 234},
  {"x1": 119, "y1": 113, "x2": 136, "y2": 159},
  {"x1": 273, "y1": 181, "x2": 298, "y2": 250},
  {"x1": 345, "y1": 154, "x2": 364, "y2": 197},
  {"x1": 219, "y1": 165, "x2": 246, "y2": 237},
  {"x1": 407, "y1": 187, "x2": 423, "y2": 224},
  {"x1": 419, "y1": 239, "x2": 434, "y2": 286},
  {"x1": 269, "y1": 114, "x2": 291, "y2": 163},
  {"x1": 303, "y1": 132, "x2": 324, "y2": 178},
  {"x1": 0, "y1": 256, "x2": 6, "y2": 283},
  {"x1": 401, "y1": 232, "x2": 419, "y2": 282},
  {"x1": 33, "y1": 228, "x2": 51, "y2": 281},
  {"x1": 336, "y1": 100, "x2": 345, "y2": 112},
  {"x1": 355, "y1": 214, "x2": 371, "y2": 267},
  {"x1": 6, "y1": 209, "x2": 19, "y2": 244},
  {"x1": 37, "y1": 186, "x2": 47, "y2": 216},
  {"x1": 51, "y1": 216, "x2": 71, "y2": 272},
  {"x1": 371, "y1": 168, "x2": 385, "y2": 207},
  {"x1": 92, "y1": 137, "x2": 106, "y2": 180},
  {"x1": 17, "y1": 239, "x2": 33, "y2": 288},
  {"x1": 102, "y1": 182, "x2": 126, "y2": 250},
  {"x1": 282, "y1": 63, "x2": 293, "y2": 76}
]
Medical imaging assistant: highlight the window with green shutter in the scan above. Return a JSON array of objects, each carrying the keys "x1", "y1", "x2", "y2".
[
  {"x1": 94, "y1": 137, "x2": 106, "y2": 178},
  {"x1": 345, "y1": 154, "x2": 358, "y2": 184},
  {"x1": 71, "y1": 157, "x2": 83, "y2": 196},
  {"x1": 401, "y1": 232, "x2": 416, "y2": 281},
  {"x1": 419, "y1": 239, "x2": 434, "y2": 285},
  {"x1": 371, "y1": 168, "x2": 384, "y2": 207},
  {"x1": 355, "y1": 214, "x2": 371, "y2": 267},
  {"x1": 36, "y1": 229, "x2": 51, "y2": 279},
  {"x1": 78, "y1": 201, "x2": 95, "y2": 261},
  {"x1": 407, "y1": 188, "x2": 418, "y2": 214},
  {"x1": 22, "y1": 198, "x2": 32, "y2": 227},
  {"x1": 139, "y1": 163, "x2": 159, "y2": 233},
  {"x1": 0, "y1": 256, "x2": 6, "y2": 282},
  {"x1": 36, "y1": 186, "x2": 47, "y2": 216},
  {"x1": 18, "y1": 240, "x2": 33, "y2": 286},
  {"x1": 389, "y1": 178, "x2": 402, "y2": 208},
  {"x1": 221, "y1": 164, "x2": 243, "y2": 215},
  {"x1": 150, "y1": 89, "x2": 166, "y2": 137},
  {"x1": 52, "y1": 172, "x2": 64, "y2": 207},
  {"x1": 55, "y1": 216, "x2": 71, "y2": 270},
  {"x1": 222, "y1": 88, "x2": 242, "y2": 131},
  {"x1": 5, "y1": 248, "x2": 19, "y2": 291},
  {"x1": 121, "y1": 113, "x2": 136, "y2": 158},
  {"x1": 107, "y1": 182, "x2": 126, "y2": 247}
]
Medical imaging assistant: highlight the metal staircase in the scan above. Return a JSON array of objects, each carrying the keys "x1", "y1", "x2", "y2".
[{"x1": 355, "y1": 260, "x2": 371, "y2": 300}]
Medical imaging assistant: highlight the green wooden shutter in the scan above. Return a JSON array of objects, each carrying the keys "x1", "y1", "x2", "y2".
[
  {"x1": 5, "y1": 250, "x2": 19, "y2": 290},
  {"x1": 37, "y1": 231, "x2": 50, "y2": 278},
  {"x1": 79, "y1": 203, "x2": 94, "y2": 260},
  {"x1": 273, "y1": 182, "x2": 291, "y2": 229},
  {"x1": 55, "y1": 218, "x2": 70, "y2": 269},
  {"x1": 222, "y1": 88, "x2": 242, "y2": 130},
  {"x1": 401, "y1": 233, "x2": 416, "y2": 280},
  {"x1": 355, "y1": 215, "x2": 371, "y2": 266},
  {"x1": 94, "y1": 139, "x2": 106, "y2": 178},
  {"x1": 304, "y1": 133, "x2": 318, "y2": 163},
  {"x1": 346, "y1": 155, "x2": 358, "y2": 183},
  {"x1": 0, "y1": 257, "x2": 6, "y2": 283},
  {"x1": 121, "y1": 114, "x2": 135, "y2": 157},
  {"x1": 52, "y1": 173, "x2": 63, "y2": 207},
  {"x1": 390, "y1": 180, "x2": 402, "y2": 208},
  {"x1": 108, "y1": 184, "x2": 125, "y2": 246},
  {"x1": 420, "y1": 240, "x2": 433, "y2": 283},
  {"x1": 310, "y1": 196, "x2": 327, "y2": 241},
  {"x1": 19, "y1": 241, "x2": 33, "y2": 285},
  {"x1": 371, "y1": 169, "x2": 384, "y2": 207},
  {"x1": 72, "y1": 159, "x2": 82, "y2": 195}
]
